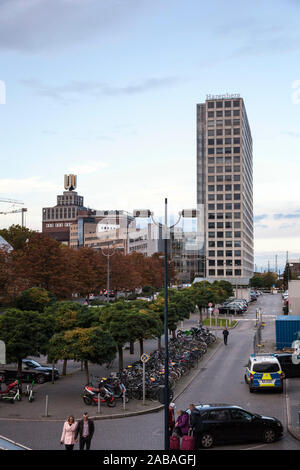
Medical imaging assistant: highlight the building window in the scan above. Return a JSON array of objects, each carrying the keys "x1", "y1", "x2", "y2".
[
  {"x1": 234, "y1": 212, "x2": 241, "y2": 219},
  {"x1": 208, "y1": 176, "x2": 215, "y2": 182},
  {"x1": 208, "y1": 139, "x2": 214, "y2": 145},
  {"x1": 208, "y1": 251, "x2": 215, "y2": 257},
  {"x1": 234, "y1": 203, "x2": 241, "y2": 209},
  {"x1": 217, "y1": 204, "x2": 223, "y2": 210},
  {"x1": 208, "y1": 204, "x2": 215, "y2": 210},
  {"x1": 226, "y1": 241, "x2": 232, "y2": 247},
  {"x1": 225, "y1": 119, "x2": 232, "y2": 126},
  {"x1": 233, "y1": 109, "x2": 240, "y2": 116},
  {"x1": 216, "y1": 138, "x2": 223, "y2": 145},
  {"x1": 225, "y1": 231, "x2": 232, "y2": 238},
  {"x1": 216, "y1": 111, "x2": 223, "y2": 117},
  {"x1": 216, "y1": 101, "x2": 223, "y2": 108},
  {"x1": 217, "y1": 241, "x2": 224, "y2": 247},
  {"x1": 208, "y1": 222, "x2": 215, "y2": 228},
  {"x1": 208, "y1": 194, "x2": 215, "y2": 200},
  {"x1": 208, "y1": 148, "x2": 215, "y2": 154},
  {"x1": 217, "y1": 185, "x2": 223, "y2": 191},
  {"x1": 234, "y1": 231, "x2": 241, "y2": 238},
  {"x1": 225, "y1": 138, "x2": 232, "y2": 144},
  {"x1": 217, "y1": 250, "x2": 224, "y2": 257},
  {"x1": 217, "y1": 232, "x2": 224, "y2": 238},
  {"x1": 216, "y1": 120, "x2": 223, "y2": 126},
  {"x1": 225, "y1": 147, "x2": 232, "y2": 154},
  {"x1": 217, "y1": 269, "x2": 224, "y2": 275},
  {"x1": 235, "y1": 260, "x2": 242, "y2": 266},
  {"x1": 217, "y1": 260, "x2": 224, "y2": 266},
  {"x1": 208, "y1": 102, "x2": 214, "y2": 108},
  {"x1": 233, "y1": 128, "x2": 240, "y2": 135},
  {"x1": 208, "y1": 130, "x2": 214, "y2": 136},
  {"x1": 225, "y1": 222, "x2": 232, "y2": 228},
  {"x1": 216, "y1": 166, "x2": 223, "y2": 173},
  {"x1": 216, "y1": 157, "x2": 223, "y2": 164},
  {"x1": 235, "y1": 269, "x2": 242, "y2": 276},
  {"x1": 217, "y1": 213, "x2": 224, "y2": 219},
  {"x1": 233, "y1": 100, "x2": 240, "y2": 107},
  {"x1": 208, "y1": 185, "x2": 215, "y2": 191},
  {"x1": 208, "y1": 157, "x2": 215, "y2": 164},
  {"x1": 208, "y1": 232, "x2": 215, "y2": 238},
  {"x1": 234, "y1": 184, "x2": 241, "y2": 191},
  {"x1": 234, "y1": 147, "x2": 240, "y2": 153},
  {"x1": 234, "y1": 241, "x2": 241, "y2": 247},
  {"x1": 225, "y1": 101, "x2": 231, "y2": 108},
  {"x1": 225, "y1": 194, "x2": 232, "y2": 200},
  {"x1": 234, "y1": 166, "x2": 240, "y2": 172},
  {"x1": 234, "y1": 193, "x2": 241, "y2": 200},
  {"x1": 226, "y1": 250, "x2": 232, "y2": 257},
  {"x1": 235, "y1": 250, "x2": 241, "y2": 256},
  {"x1": 209, "y1": 260, "x2": 215, "y2": 266},
  {"x1": 216, "y1": 175, "x2": 223, "y2": 182},
  {"x1": 225, "y1": 110, "x2": 231, "y2": 117},
  {"x1": 225, "y1": 203, "x2": 232, "y2": 210},
  {"x1": 217, "y1": 222, "x2": 224, "y2": 228},
  {"x1": 208, "y1": 111, "x2": 214, "y2": 118},
  {"x1": 233, "y1": 119, "x2": 240, "y2": 126},
  {"x1": 208, "y1": 241, "x2": 215, "y2": 247},
  {"x1": 225, "y1": 128, "x2": 232, "y2": 135},
  {"x1": 209, "y1": 269, "x2": 215, "y2": 276},
  {"x1": 234, "y1": 174, "x2": 240, "y2": 181},
  {"x1": 208, "y1": 166, "x2": 215, "y2": 173},
  {"x1": 207, "y1": 120, "x2": 214, "y2": 127},
  {"x1": 208, "y1": 213, "x2": 215, "y2": 220},
  {"x1": 216, "y1": 129, "x2": 223, "y2": 136},
  {"x1": 226, "y1": 270, "x2": 233, "y2": 276},
  {"x1": 217, "y1": 194, "x2": 223, "y2": 200},
  {"x1": 225, "y1": 184, "x2": 232, "y2": 191}
]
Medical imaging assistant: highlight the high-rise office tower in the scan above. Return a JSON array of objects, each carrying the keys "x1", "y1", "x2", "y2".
[{"x1": 196, "y1": 94, "x2": 254, "y2": 285}]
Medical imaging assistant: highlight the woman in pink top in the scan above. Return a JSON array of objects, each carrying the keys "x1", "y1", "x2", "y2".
[{"x1": 60, "y1": 416, "x2": 78, "y2": 450}]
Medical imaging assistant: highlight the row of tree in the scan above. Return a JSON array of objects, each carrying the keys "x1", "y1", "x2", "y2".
[
  {"x1": 0, "y1": 225, "x2": 175, "y2": 305},
  {"x1": 0, "y1": 281, "x2": 233, "y2": 383}
]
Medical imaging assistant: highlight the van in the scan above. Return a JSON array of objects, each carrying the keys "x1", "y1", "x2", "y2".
[{"x1": 244, "y1": 354, "x2": 284, "y2": 393}]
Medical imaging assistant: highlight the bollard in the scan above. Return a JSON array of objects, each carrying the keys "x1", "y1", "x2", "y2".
[
  {"x1": 123, "y1": 390, "x2": 126, "y2": 411},
  {"x1": 97, "y1": 393, "x2": 101, "y2": 414},
  {"x1": 45, "y1": 395, "x2": 49, "y2": 417}
]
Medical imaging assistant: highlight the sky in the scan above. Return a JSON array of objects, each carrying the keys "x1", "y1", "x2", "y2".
[{"x1": 0, "y1": 0, "x2": 300, "y2": 272}]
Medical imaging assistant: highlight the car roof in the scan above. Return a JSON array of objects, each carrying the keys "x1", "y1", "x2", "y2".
[
  {"x1": 186, "y1": 404, "x2": 243, "y2": 413},
  {"x1": 250, "y1": 355, "x2": 279, "y2": 364}
]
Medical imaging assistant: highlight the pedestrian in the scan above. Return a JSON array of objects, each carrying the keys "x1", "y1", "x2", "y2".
[
  {"x1": 174, "y1": 409, "x2": 190, "y2": 437},
  {"x1": 60, "y1": 415, "x2": 77, "y2": 450},
  {"x1": 168, "y1": 402, "x2": 176, "y2": 436},
  {"x1": 223, "y1": 327, "x2": 229, "y2": 345},
  {"x1": 189, "y1": 404, "x2": 203, "y2": 450},
  {"x1": 75, "y1": 412, "x2": 95, "y2": 450}
]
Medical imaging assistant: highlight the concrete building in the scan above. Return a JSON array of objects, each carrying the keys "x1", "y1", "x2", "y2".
[
  {"x1": 288, "y1": 280, "x2": 300, "y2": 315},
  {"x1": 196, "y1": 94, "x2": 254, "y2": 285}
]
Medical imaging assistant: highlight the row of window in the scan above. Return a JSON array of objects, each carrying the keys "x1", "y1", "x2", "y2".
[
  {"x1": 208, "y1": 203, "x2": 241, "y2": 211},
  {"x1": 208, "y1": 194, "x2": 241, "y2": 202},
  {"x1": 208, "y1": 147, "x2": 240, "y2": 154},
  {"x1": 208, "y1": 184, "x2": 241, "y2": 191},
  {"x1": 207, "y1": 119, "x2": 241, "y2": 127},
  {"x1": 208, "y1": 254, "x2": 242, "y2": 262},
  {"x1": 208, "y1": 269, "x2": 242, "y2": 276},
  {"x1": 208, "y1": 166, "x2": 241, "y2": 174},
  {"x1": 208, "y1": 175, "x2": 240, "y2": 182},
  {"x1": 207, "y1": 110, "x2": 240, "y2": 118},
  {"x1": 208, "y1": 240, "x2": 241, "y2": 248},
  {"x1": 208, "y1": 231, "x2": 242, "y2": 238},
  {"x1": 207, "y1": 100, "x2": 240, "y2": 108},
  {"x1": 208, "y1": 138, "x2": 240, "y2": 145},
  {"x1": 208, "y1": 212, "x2": 240, "y2": 220},
  {"x1": 208, "y1": 222, "x2": 241, "y2": 229},
  {"x1": 209, "y1": 259, "x2": 242, "y2": 265},
  {"x1": 207, "y1": 128, "x2": 240, "y2": 136}
]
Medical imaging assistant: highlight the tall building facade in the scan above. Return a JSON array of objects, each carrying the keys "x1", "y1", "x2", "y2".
[{"x1": 196, "y1": 94, "x2": 254, "y2": 285}]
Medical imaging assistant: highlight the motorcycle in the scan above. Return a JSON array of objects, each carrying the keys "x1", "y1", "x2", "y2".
[
  {"x1": 104, "y1": 377, "x2": 129, "y2": 403},
  {"x1": 82, "y1": 379, "x2": 116, "y2": 407},
  {"x1": 0, "y1": 377, "x2": 21, "y2": 403}
]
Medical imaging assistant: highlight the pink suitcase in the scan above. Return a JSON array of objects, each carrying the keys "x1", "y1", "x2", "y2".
[
  {"x1": 180, "y1": 434, "x2": 195, "y2": 450},
  {"x1": 169, "y1": 435, "x2": 180, "y2": 450}
]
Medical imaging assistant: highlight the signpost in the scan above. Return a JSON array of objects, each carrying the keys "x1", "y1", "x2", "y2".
[{"x1": 141, "y1": 353, "x2": 150, "y2": 405}]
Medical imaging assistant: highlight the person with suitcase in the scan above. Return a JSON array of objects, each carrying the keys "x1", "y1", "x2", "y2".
[
  {"x1": 189, "y1": 404, "x2": 203, "y2": 450},
  {"x1": 174, "y1": 409, "x2": 189, "y2": 437}
]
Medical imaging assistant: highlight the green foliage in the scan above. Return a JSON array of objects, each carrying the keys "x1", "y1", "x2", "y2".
[
  {"x1": 0, "y1": 308, "x2": 50, "y2": 365},
  {"x1": 15, "y1": 287, "x2": 56, "y2": 312},
  {"x1": 0, "y1": 225, "x2": 35, "y2": 250}
]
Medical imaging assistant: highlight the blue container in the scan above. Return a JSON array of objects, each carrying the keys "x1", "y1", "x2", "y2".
[{"x1": 276, "y1": 315, "x2": 300, "y2": 349}]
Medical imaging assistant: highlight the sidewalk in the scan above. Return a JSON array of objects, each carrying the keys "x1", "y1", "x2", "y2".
[{"x1": 0, "y1": 337, "x2": 222, "y2": 422}]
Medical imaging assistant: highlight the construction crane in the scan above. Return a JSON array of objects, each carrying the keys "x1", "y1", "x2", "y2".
[{"x1": 0, "y1": 198, "x2": 27, "y2": 227}]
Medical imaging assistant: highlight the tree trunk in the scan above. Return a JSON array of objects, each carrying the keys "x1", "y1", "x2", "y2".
[
  {"x1": 200, "y1": 307, "x2": 203, "y2": 323},
  {"x1": 62, "y1": 359, "x2": 67, "y2": 376},
  {"x1": 17, "y1": 358, "x2": 23, "y2": 387},
  {"x1": 139, "y1": 338, "x2": 143, "y2": 356},
  {"x1": 172, "y1": 329, "x2": 176, "y2": 339},
  {"x1": 118, "y1": 345, "x2": 123, "y2": 372},
  {"x1": 84, "y1": 361, "x2": 89, "y2": 385},
  {"x1": 157, "y1": 335, "x2": 162, "y2": 351}
]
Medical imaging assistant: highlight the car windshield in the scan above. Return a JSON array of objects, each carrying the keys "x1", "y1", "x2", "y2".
[
  {"x1": 253, "y1": 363, "x2": 279, "y2": 372},
  {"x1": 25, "y1": 360, "x2": 40, "y2": 368}
]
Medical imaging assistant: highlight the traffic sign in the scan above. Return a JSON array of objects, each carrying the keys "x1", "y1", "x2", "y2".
[{"x1": 141, "y1": 353, "x2": 150, "y2": 363}]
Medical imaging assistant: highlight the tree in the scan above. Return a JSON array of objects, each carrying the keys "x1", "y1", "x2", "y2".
[
  {"x1": 48, "y1": 327, "x2": 116, "y2": 384},
  {"x1": 15, "y1": 287, "x2": 56, "y2": 312},
  {"x1": 0, "y1": 225, "x2": 35, "y2": 250},
  {"x1": 0, "y1": 309, "x2": 50, "y2": 378},
  {"x1": 250, "y1": 274, "x2": 264, "y2": 289}
]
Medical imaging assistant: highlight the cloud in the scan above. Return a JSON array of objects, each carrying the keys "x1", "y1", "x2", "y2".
[
  {"x1": 0, "y1": 0, "x2": 148, "y2": 53},
  {"x1": 0, "y1": 177, "x2": 60, "y2": 194},
  {"x1": 254, "y1": 214, "x2": 267, "y2": 223},
  {"x1": 21, "y1": 77, "x2": 181, "y2": 103},
  {"x1": 274, "y1": 212, "x2": 300, "y2": 219},
  {"x1": 67, "y1": 161, "x2": 109, "y2": 175}
]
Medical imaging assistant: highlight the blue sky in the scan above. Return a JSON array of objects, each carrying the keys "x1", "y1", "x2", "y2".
[{"x1": 0, "y1": 0, "x2": 300, "y2": 271}]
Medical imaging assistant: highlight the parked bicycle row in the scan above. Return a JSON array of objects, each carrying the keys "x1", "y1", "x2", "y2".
[{"x1": 82, "y1": 325, "x2": 216, "y2": 407}]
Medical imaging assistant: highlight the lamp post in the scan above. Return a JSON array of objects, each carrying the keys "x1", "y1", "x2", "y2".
[
  {"x1": 100, "y1": 242, "x2": 116, "y2": 303},
  {"x1": 133, "y1": 199, "x2": 198, "y2": 450}
]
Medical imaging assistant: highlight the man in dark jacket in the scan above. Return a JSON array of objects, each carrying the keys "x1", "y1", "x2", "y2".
[
  {"x1": 223, "y1": 327, "x2": 229, "y2": 345},
  {"x1": 189, "y1": 404, "x2": 203, "y2": 450},
  {"x1": 75, "y1": 412, "x2": 95, "y2": 450}
]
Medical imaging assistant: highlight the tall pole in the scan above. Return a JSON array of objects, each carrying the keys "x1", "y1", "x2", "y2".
[
  {"x1": 107, "y1": 247, "x2": 110, "y2": 303},
  {"x1": 164, "y1": 198, "x2": 169, "y2": 451}
]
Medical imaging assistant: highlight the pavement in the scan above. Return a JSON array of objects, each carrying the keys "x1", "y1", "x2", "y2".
[{"x1": 1, "y1": 308, "x2": 300, "y2": 444}]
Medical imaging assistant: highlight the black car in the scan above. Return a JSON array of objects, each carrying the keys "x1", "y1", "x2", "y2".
[
  {"x1": 1, "y1": 360, "x2": 59, "y2": 384},
  {"x1": 275, "y1": 353, "x2": 300, "y2": 378},
  {"x1": 22, "y1": 359, "x2": 59, "y2": 383},
  {"x1": 186, "y1": 405, "x2": 283, "y2": 448}
]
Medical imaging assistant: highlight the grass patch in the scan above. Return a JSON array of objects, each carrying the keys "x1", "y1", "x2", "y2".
[{"x1": 202, "y1": 318, "x2": 237, "y2": 328}]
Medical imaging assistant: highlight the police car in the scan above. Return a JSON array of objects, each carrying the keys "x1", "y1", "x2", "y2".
[{"x1": 244, "y1": 354, "x2": 285, "y2": 393}]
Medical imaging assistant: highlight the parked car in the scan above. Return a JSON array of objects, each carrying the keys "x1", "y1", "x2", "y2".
[
  {"x1": 274, "y1": 353, "x2": 300, "y2": 378},
  {"x1": 186, "y1": 404, "x2": 283, "y2": 448},
  {"x1": 1, "y1": 359, "x2": 59, "y2": 384},
  {"x1": 218, "y1": 302, "x2": 245, "y2": 315}
]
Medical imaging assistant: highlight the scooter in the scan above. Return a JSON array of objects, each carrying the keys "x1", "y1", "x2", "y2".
[
  {"x1": 0, "y1": 377, "x2": 21, "y2": 403},
  {"x1": 82, "y1": 380, "x2": 116, "y2": 407},
  {"x1": 104, "y1": 377, "x2": 129, "y2": 403}
]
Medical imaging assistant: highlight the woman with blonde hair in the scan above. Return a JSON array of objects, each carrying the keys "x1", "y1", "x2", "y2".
[{"x1": 60, "y1": 415, "x2": 77, "y2": 450}]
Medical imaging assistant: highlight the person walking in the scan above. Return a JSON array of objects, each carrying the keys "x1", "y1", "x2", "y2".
[
  {"x1": 60, "y1": 415, "x2": 77, "y2": 450},
  {"x1": 168, "y1": 403, "x2": 176, "y2": 436},
  {"x1": 75, "y1": 412, "x2": 95, "y2": 450},
  {"x1": 189, "y1": 404, "x2": 203, "y2": 450},
  {"x1": 223, "y1": 327, "x2": 229, "y2": 345},
  {"x1": 174, "y1": 409, "x2": 190, "y2": 437}
]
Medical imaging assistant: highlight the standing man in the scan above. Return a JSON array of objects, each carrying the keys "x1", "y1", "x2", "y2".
[
  {"x1": 75, "y1": 412, "x2": 95, "y2": 450},
  {"x1": 189, "y1": 404, "x2": 203, "y2": 450},
  {"x1": 223, "y1": 327, "x2": 229, "y2": 345}
]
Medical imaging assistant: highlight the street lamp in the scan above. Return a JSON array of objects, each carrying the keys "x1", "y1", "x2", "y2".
[
  {"x1": 134, "y1": 198, "x2": 198, "y2": 450},
  {"x1": 100, "y1": 242, "x2": 116, "y2": 303}
]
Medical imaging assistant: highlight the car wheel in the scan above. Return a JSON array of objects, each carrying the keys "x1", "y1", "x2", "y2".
[
  {"x1": 244, "y1": 375, "x2": 248, "y2": 384},
  {"x1": 200, "y1": 432, "x2": 214, "y2": 449},
  {"x1": 262, "y1": 428, "x2": 276, "y2": 443},
  {"x1": 36, "y1": 375, "x2": 46, "y2": 384},
  {"x1": 249, "y1": 386, "x2": 254, "y2": 393}
]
